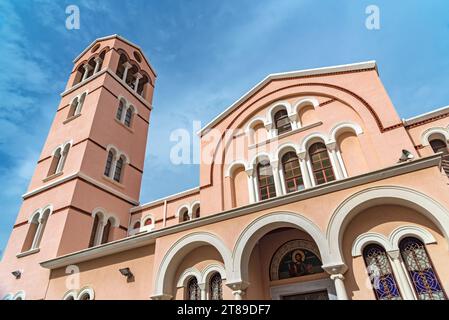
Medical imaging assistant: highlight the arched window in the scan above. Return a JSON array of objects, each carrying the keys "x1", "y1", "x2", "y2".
[
  {"x1": 104, "y1": 150, "x2": 115, "y2": 177},
  {"x1": 116, "y1": 100, "x2": 125, "y2": 121},
  {"x1": 113, "y1": 156, "x2": 125, "y2": 182},
  {"x1": 183, "y1": 211, "x2": 190, "y2": 222},
  {"x1": 22, "y1": 209, "x2": 50, "y2": 252},
  {"x1": 186, "y1": 277, "x2": 200, "y2": 300},
  {"x1": 209, "y1": 272, "x2": 223, "y2": 300},
  {"x1": 68, "y1": 97, "x2": 79, "y2": 118},
  {"x1": 144, "y1": 218, "x2": 152, "y2": 226},
  {"x1": 48, "y1": 148, "x2": 62, "y2": 176},
  {"x1": 193, "y1": 206, "x2": 200, "y2": 219},
  {"x1": 101, "y1": 218, "x2": 112, "y2": 245},
  {"x1": 133, "y1": 221, "x2": 141, "y2": 229},
  {"x1": 363, "y1": 244, "x2": 402, "y2": 300},
  {"x1": 78, "y1": 292, "x2": 93, "y2": 300},
  {"x1": 88, "y1": 214, "x2": 100, "y2": 248},
  {"x1": 281, "y1": 152, "x2": 304, "y2": 193},
  {"x1": 274, "y1": 109, "x2": 292, "y2": 135},
  {"x1": 429, "y1": 139, "x2": 448, "y2": 155},
  {"x1": 309, "y1": 142, "x2": 335, "y2": 185},
  {"x1": 257, "y1": 161, "x2": 276, "y2": 200},
  {"x1": 399, "y1": 237, "x2": 446, "y2": 300},
  {"x1": 124, "y1": 107, "x2": 133, "y2": 127}
]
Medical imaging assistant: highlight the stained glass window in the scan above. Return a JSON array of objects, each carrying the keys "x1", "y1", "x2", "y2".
[
  {"x1": 363, "y1": 244, "x2": 402, "y2": 300},
  {"x1": 187, "y1": 277, "x2": 200, "y2": 300},
  {"x1": 281, "y1": 152, "x2": 304, "y2": 193},
  {"x1": 399, "y1": 237, "x2": 446, "y2": 300},
  {"x1": 274, "y1": 109, "x2": 292, "y2": 135},
  {"x1": 209, "y1": 273, "x2": 223, "y2": 300},
  {"x1": 257, "y1": 161, "x2": 276, "y2": 200},
  {"x1": 309, "y1": 142, "x2": 335, "y2": 185}
]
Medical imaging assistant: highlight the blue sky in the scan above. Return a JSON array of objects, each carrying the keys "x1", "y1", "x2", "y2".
[{"x1": 0, "y1": 0, "x2": 448, "y2": 256}]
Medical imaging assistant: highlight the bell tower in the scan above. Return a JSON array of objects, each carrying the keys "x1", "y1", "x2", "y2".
[{"x1": 0, "y1": 35, "x2": 156, "y2": 300}]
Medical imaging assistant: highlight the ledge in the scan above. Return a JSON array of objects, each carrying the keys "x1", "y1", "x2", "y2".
[
  {"x1": 42, "y1": 171, "x2": 64, "y2": 183},
  {"x1": 102, "y1": 175, "x2": 125, "y2": 189},
  {"x1": 114, "y1": 118, "x2": 135, "y2": 133},
  {"x1": 63, "y1": 113, "x2": 81, "y2": 125},
  {"x1": 17, "y1": 248, "x2": 40, "y2": 258},
  {"x1": 40, "y1": 154, "x2": 441, "y2": 270}
]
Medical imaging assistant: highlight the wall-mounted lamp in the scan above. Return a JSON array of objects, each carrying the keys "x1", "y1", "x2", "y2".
[
  {"x1": 11, "y1": 270, "x2": 22, "y2": 279},
  {"x1": 119, "y1": 267, "x2": 134, "y2": 281}
]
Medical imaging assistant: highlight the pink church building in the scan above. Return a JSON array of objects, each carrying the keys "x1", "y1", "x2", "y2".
[{"x1": 1, "y1": 35, "x2": 449, "y2": 300}]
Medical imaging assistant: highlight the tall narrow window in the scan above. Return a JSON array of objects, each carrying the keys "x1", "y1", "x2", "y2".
[
  {"x1": 68, "y1": 98, "x2": 79, "y2": 118},
  {"x1": 187, "y1": 277, "x2": 200, "y2": 300},
  {"x1": 363, "y1": 244, "x2": 402, "y2": 300},
  {"x1": 209, "y1": 273, "x2": 223, "y2": 300},
  {"x1": 309, "y1": 142, "x2": 335, "y2": 185},
  {"x1": 257, "y1": 161, "x2": 276, "y2": 200},
  {"x1": 116, "y1": 101, "x2": 124, "y2": 121},
  {"x1": 104, "y1": 151, "x2": 114, "y2": 177},
  {"x1": 281, "y1": 152, "x2": 304, "y2": 193},
  {"x1": 22, "y1": 214, "x2": 39, "y2": 252},
  {"x1": 88, "y1": 214, "x2": 100, "y2": 248},
  {"x1": 274, "y1": 109, "x2": 292, "y2": 135},
  {"x1": 399, "y1": 237, "x2": 446, "y2": 300},
  {"x1": 124, "y1": 107, "x2": 133, "y2": 127},
  {"x1": 113, "y1": 156, "x2": 124, "y2": 182},
  {"x1": 48, "y1": 148, "x2": 62, "y2": 176},
  {"x1": 101, "y1": 219, "x2": 112, "y2": 245}
]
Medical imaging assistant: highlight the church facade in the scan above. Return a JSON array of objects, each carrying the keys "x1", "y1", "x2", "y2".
[{"x1": 1, "y1": 35, "x2": 449, "y2": 300}]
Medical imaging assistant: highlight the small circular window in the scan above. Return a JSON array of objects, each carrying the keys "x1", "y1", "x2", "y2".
[
  {"x1": 133, "y1": 51, "x2": 142, "y2": 63},
  {"x1": 91, "y1": 43, "x2": 100, "y2": 53}
]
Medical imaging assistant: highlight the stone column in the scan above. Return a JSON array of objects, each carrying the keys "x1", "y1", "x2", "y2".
[
  {"x1": 93, "y1": 57, "x2": 103, "y2": 74},
  {"x1": 245, "y1": 168, "x2": 256, "y2": 204},
  {"x1": 326, "y1": 142, "x2": 344, "y2": 180},
  {"x1": 82, "y1": 64, "x2": 93, "y2": 81},
  {"x1": 271, "y1": 160, "x2": 283, "y2": 196},
  {"x1": 330, "y1": 274, "x2": 349, "y2": 300},
  {"x1": 199, "y1": 283, "x2": 207, "y2": 300},
  {"x1": 298, "y1": 151, "x2": 312, "y2": 188},
  {"x1": 133, "y1": 72, "x2": 142, "y2": 92},
  {"x1": 323, "y1": 264, "x2": 349, "y2": 300},
  {"x1": 232, "y1": 290, "x2": 245, "y2": 300},
  {"x1": 122, "y1": 62, "x2": 132, "y2": 82},
  {"x1": 388, "y1": 250, "x2": 415, "y2": 300},
  {"x1": 150, "y1": 294, "x2": 173, "y2": 300}
]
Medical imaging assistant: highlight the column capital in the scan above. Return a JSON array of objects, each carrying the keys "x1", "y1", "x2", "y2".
[
  {"x1": 271, "y1": 160, "x2": 279, "y2": 170},
  {"x1": 94, "y1": 56, "x2": 103, "y2": 63},
  {"x1": 123, "y1": 61, "x2": 132, "y2": 69},
  {"x1": 134, "y1": 72, "x2": 143, "y2": 80},
  {"x1": 387, "y1": 250, "x2": 401, "y2": 260},
  {"x1": 83, "y1": 64, "x2": 93, "y2": 71},
  {"x1": 326, "y1": 141, "x2": 337, "y2": 151},
  {"x1": 330, "y1": 273, "x2": 345, "y2": 281},
  {"x1": 232, "y1": 290, "x2": 246, "y2": 299},
  {"x1": 297, "y1": 151, "x2": 307, "y2": 160},
  {"x1": 245, "y1": 167, "x2": 254, "y2": 177},
  {"x1": 322, "y1": 263, "x2": 348, "y2": 275},
  {"x1": 226, "y1": 280, "x2": 250, "y2": 291},
  {"x1": 198, "y1": 282, "x2": 207, "y2": 291}
]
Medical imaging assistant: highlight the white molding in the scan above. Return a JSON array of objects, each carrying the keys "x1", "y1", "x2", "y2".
[
  {"x1": 176, "y1": 267, "x2": 202, "y2": 288},
  {"x1": 328, "y1": 185, "x2": 449, "y2": 265},
  {"x1": 198, "y1": 61, "x2": 377, "y2": 135},
  {"x1": 153, "y1": 232, "x2": 233, "y2": 297},
  {"x1": 77, "y1": 287, "x2": 95, "y2": 300},
  {"x1": 420, "y1": 127, "x2": 449, "y2": 146},
  {"x1": 403, "y1": 104, "x2": 449, "y2": 126},
  {"x1": 274, "y1": 142, "x2": 300, "y2": 162},
  {"x1": 131, "y1": 187, "x2": 199, "y2": 212},
  {"x1": 40, "y1": 154, "x2": 442, "y2": 270},
  {"x1": 266, "y1": 101, "x2": 292, "y2": 124},
  {"x1": 225, "y1": 160, "x2": 248, "y2": 177},
  {"x1": 328, "y1": 122, "x2": 363, "y2": 143},
  {"x1": 299, "y1": 132, "x2": 329, "y2": 153},
  {"x1": 175, "y1": 204, "x2": 191, "y2": 219},
  {"x1": 230, "y1": 211, "x2": 329, "y2": 284},
  {"x1": 389, "y1": 225, "x2": 436, "y2": 250},
  {"x1": 248, "y1": 152, "x2": 272, "y2": 171},
  {"x1": 351, "y1": 232, "x2": 392, "y2": 257},
  {"x1": 245, "y1": 116, "x2": 267, "y2": 133},
  {"x1": 12, "y1": 291, "x2": 26, "y2": 300},
  {"x1": 292, "y1": 97, "x2": 319, "y2": 115},
  {"x1": 201, "y1": 263, "x2": 227, "y2": 284},
  {"x1": 62, "y1": 290, "x2": 78, "y2": 300}
]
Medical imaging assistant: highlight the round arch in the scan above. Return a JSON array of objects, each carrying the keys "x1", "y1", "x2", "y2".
[
  {"x1": 421, "y1": 127, "x2": 449, "y2": 146},
  {"x1": 327, "y1": 186, "x2": 449, "y2": 265},
  {"x1": 152, "y1": 232, "x2": 232, "y2": 299},
  {"x1": 230, "y1": 212, "x2": 329, "y2": 284},
  {"x1": 329, "y1": 122, "x2": 363, "y2": 143}
]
